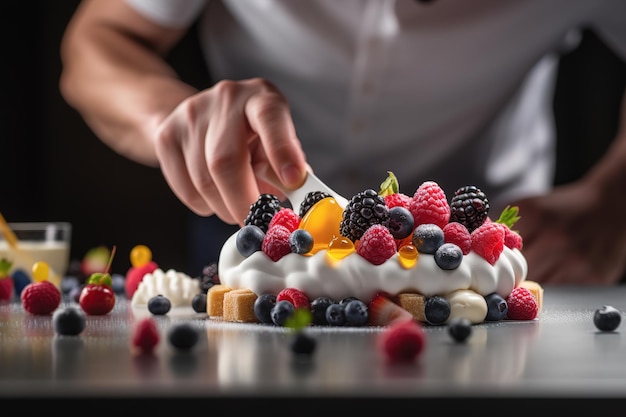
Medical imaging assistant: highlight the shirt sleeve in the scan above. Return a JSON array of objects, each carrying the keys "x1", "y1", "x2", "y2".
[{"x1": 125, "y1": 0, "x2": 207, "y2": 28}]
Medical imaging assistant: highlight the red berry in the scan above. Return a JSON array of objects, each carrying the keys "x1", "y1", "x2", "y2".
[
  {"x1": 268, "y1": 208, "x2": 301, "y2": 232},
  {"x1": 21, "y1": 281, "x2": 61, "y2": 315},
  {"x1": 379, "y1": 319, "x2": 426, "y2": 363},
  {"x1": 262, "y1": 225, "x2": 292, "y2": 261},
  {"x1": 502, "y1": 225, "x2": 523, "y2": 250},
  {"x1": 132, "y1": 318, "x2": 160, "y2": 353},
  {"x1": 0, "y1": 277, "x2": 14, "y2": 301},
  {"x1": 506, "y1": 287, "x2": 538, "y2": 320},
  {"x1": 276, "y1": 287, "x2": 310, "y2": 309},
  {"x1": 79, "y1": 284, "x2": 116, "y2": 315},
  {"x1": 409, "y1": 181, "x2": 450, "y2": 229},
  {"x1": 384, "y1": 193, "x2": 412, "y2": 210},
  {"x1": 471, "y1": 222, "x2": 505, "y2": 265},
  {"x1": 356, "y1": 224, "x2": 397, "y2": 265},
  {"x1": 125, "y1": 261, "x2": 159, "y2": 299},
  {"x1": 443, "y1": 221, "x2": 471, "y2": 255}
]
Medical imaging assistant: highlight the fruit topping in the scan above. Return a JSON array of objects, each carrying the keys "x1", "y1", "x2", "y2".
[
  {"x1": 80, "y1": 247, "x2": 116, "y2": 316},
  {"x1": 236, "y1": 225, "x2": 266, "y2": 257},
  {"x1": 449, "y1": 185, "x2": 489, "y2": 232},
  {"x1": 340, "y1": 188, "x2": 390, "y2": 243},
  {"x1": 442, "y1": 222, "x2": 471, "y2": 255},
  {"x1": 424, "y1": 295, "x2": 451, "y2": 325},
  {"x1": 271, "y1": 300, "x2": 295, "y2": 326},
  {"x1": 470, "y1": 221, "x2": 505, "y2": 265},
  {"x1": 254, "y1": 293, "x2": 277, "y2": 324},
  {"x1": 484, "y1": 292, "x2": 508, "y2": 321},
  {"x1": 289, "y1": 229, "x2": 314, "y2": 255},
  {"x1": 434, "y1": 243, "x2": 463, "y2": 270},
  {"x1": 276, "y1": 287, "x2": 310, "y2": 309},
  {"x1": 299, "y1": 191, "x2": 331, "y2": 218},
  {"x1": 412, "y1": 223, "x2": 444, "y2": 254},
  {"x1": 408, "y1": 181, "x2": 450, "y2": 229},
  {"x1": 387, "y1": 206, "x2": 414, "y2": 240},
  {"x1": 125, "y1": 244, "x2": 159, "y2": 298},
  {"x1": 356, "y1": 224, "x2": 397, "y2": 265},
  {"x1": 505, "y1": 287, "x2": 538, "y2": 320},
  {"x1": 268, "y1": 207, "x2": 300, "y2": 232},
  {"x1": 244, "y1": 193, "x2": 282, "y2": 233},
  {"x1": 262, "y1": 225, "x2": 292, "y2": 261}
]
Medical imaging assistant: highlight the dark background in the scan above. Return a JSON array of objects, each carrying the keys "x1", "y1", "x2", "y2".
[{"x1": 1, "y1": 2, "x2": 624, "y2": 277}]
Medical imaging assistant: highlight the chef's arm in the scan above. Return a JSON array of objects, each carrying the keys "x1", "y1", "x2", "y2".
[{"x1": 59, "y1": 0, "x2": 197, "y2": 167}]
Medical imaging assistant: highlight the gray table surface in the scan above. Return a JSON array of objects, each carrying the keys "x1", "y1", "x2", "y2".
[{"x1": 1, "y1": 285, "x2": 626, "y2": 407}]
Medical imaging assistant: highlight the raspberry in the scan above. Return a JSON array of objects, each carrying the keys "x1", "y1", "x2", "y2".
[
  {"x1": 21, "y1": 281, "x2": 61, "y2": 315},
  {"x1": 502, "y1": 225, "x2": 523, "y2": 250},
  {"x1": 443, "y1": 221, "x2": 471, "y2": 255},
  {"x1": 506, "y1": 287, "x2": 538, "y2": 320},
  {"x1": 384, "y1": 193, "x2": 412, "y2": 210},
  {"x1": 276, "y1": 287, "x2": 310, "y2": 309},
  {"x1": 378, "y1": 319, "x2": 426, "y2": 363},
  {"x1": 408, "y1": 181, "x2": 450, "y2": 229},
  {"x1": 356, "y1": 224, "x2": 397, "y2": 265},
  {"x1": 132, "y1": 317, "x2": 160, "y2": 353},
  {"x1": 470, "y1": 222, "x2": 505, "y2": 265},
  {"x1": 261, "y1": 224, "x2": 292, "y2": 261},
  {"x1": 268, "y1": 207, "x2": 301, "y2": 232}
]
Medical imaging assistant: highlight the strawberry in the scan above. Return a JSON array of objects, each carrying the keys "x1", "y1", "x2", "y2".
[
  {"x1": 276, "y1": 287, "x2": 310, "y2": 309},
  {"x1": 0, "y1": 258, "x2": 14, "y2": 301},
  {"x1": 132, "y1": 317, "x2": 160, "y2": 354},
  {"x1": 443, "y1": 221, "x2": 471, "y2": 255},
  {"x1": 80, "y1": 246, "x2": 111, "y2": 276},
  {"x1": 21, "y1": 280, "x2": 61, "y2": 315},
  {"x1": 378, "y1": 319, "x2": 426, "y2": 363},
  {"x1": 368, "y1": 293, "x2": 414, "y2": 326},
  {"x1": 125, "y1": 260, "x2": 158, "y2": 299},
  {"x1": 356, "y1": 224, "x2": 397, "y2": 265},
  {"x1": 261, "y1": 224, "x2": 292, "y2": 261},
  {"x1": 506, "y1": 287, "x2": 538, "y2": 320},
  {"x1": 408, "y1": 181, "x2": 450, "y2": 229},
  {"x1": 79, "y1": 272, "x2": 116, "y2": 315},
  {"x1": 268, "y1": 208, "x2": 301, "y2": 232},
  {"x1": 470, "y1": 221, "x2": 505, "y2": 265}
]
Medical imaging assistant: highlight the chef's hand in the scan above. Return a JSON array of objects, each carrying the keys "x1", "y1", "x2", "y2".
[
  {"x1": 153, "y1": 78, "x2": 308, "y2": 226},
  {"x1": 512, "y1": 179, "x2": 626, "y2": 285}
]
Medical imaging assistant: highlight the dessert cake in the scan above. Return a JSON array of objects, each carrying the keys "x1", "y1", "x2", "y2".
[{"x1": 212, "y1": 173, "x2": 543, "y2": 327}]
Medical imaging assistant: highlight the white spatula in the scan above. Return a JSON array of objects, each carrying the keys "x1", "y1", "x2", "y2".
[{"x1": 284, "y1": 169, "x2": 349, "y2": 212}]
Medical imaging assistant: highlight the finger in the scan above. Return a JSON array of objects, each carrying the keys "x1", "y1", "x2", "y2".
[
  {"x1": 154, "y1": 123, "x2": 215, "y2": 217},
  {"x1": 244, "y1": 84, "x2": 307, "y2": 190}
]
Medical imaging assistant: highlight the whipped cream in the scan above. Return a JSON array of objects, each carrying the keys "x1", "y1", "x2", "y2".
[
  {"x1": 218, "y1": 231, "x2": 528, "y2": 323},
  {"x1": 130, "y1": 268, "x2": 199, "y2": 308}
]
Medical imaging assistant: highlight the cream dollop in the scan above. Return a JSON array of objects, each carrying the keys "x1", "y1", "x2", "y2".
[
  {"x1": 218, "y1": 231, "x2": 527, "y2": 323},
  {"x1": 131, "y1": 268, "x2": 199, "y2": 308}
]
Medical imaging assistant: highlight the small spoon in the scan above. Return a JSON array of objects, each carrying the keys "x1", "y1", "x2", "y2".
[{"x1": 284, "y1": 169, "x2": 349, "y2": 211}]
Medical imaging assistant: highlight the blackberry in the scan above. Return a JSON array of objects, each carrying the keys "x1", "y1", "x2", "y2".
[
  {"x1": 339, "y1": 189, "x2": 390, "y2": 242},
  {"x1": 298, "y1": 191, "x2": 331, "y2": 218},
  {"x1": 244, "y1": 194, "x2": 282, "y2": 232},
  {"x1": 449, "y1": 185, "x2": 489, "y2": 232},
  {"x1": 198, "y1": 262, "x2": 219, "y2": 293}
]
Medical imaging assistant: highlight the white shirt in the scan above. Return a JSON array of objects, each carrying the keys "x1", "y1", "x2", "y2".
[{"x1": 127, "y1": 0, "x2": 626, "y2": 213}]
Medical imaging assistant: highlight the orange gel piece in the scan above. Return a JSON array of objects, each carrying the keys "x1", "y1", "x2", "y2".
[
  {"x1": 299, "y1": 197, "x2": 344, "y2": 254},
  {"x1": 398, "y1": 244, "x2": 418, "y2": 268}
]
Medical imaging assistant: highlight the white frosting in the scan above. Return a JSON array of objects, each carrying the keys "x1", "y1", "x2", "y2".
[
  {"x1": 131, "y1": 268, "x2": 198, "y2": 308},
  {"x1": 218, "y1": 231, "x2": 528, "y2": 323}
]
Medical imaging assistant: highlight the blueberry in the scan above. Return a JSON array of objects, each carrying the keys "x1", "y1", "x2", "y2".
[
  {"x1": 412, "y1": 223, "x2": 444, "y2": 254},
  {"x1": 343, "y1": 299, "x2": 368, "y2": 326},
  {"x1": 339, "y1": 296, "x2": 359, "y2": 305},
  {"x1": 484, "y1": 293, "x2": 508, "y2": 321},
  {"x1": 53, "y1": 306, "x2": 86, "y2": 336},
  {"x1": 254, "y1": 293, "x2": 277, "y2": 324},
  {"x1": 447, "y1": 317, "x2": 472, "y2": 342},
  {"x1": 270, "y1": 300, "x2": 295, "y2": 326},
  {"x1": 191, "y1": 293, "x2": 207, "y2": 314},
  {"x1": 289, "y1": 229, "x2": 314, "y2": 254},
  {"x1": 69, "y1": 284, "x2": 84, "y2": 303},
  {"x1": 434, "y1": 243, "x2": 463, "y2": 270},
  {"x1": 594, "y1": 305, "x2": 622, "y2": 331},
  {"x1": 236, "y1": 225, "x2": 265, "y2": 257},
  {"x1": 168, "y1": 323, "x2": 199, "y2": 350},
  {"x1": 388, "y1": 206, "x2": 414, "y2": 239},
  {"x1": 148, "y1": 294, "x2": 172, "y2": 315},
  {"x1": 310, "y1": 296, "x2": 335, "y2": 325},
  {"x1": 325, "y1": 303, "x2": 347, "y2": 326},
  {"x1": 12, "y1": 268, "x2": 31, "y2": 297},
  {"x1": 424, "y1": 295, "x2": 451, "y2": 325},
  {"x1": 111, "y1": 273, "x2": 126, "y2": 295},
  {"x1": 290, "y1": 332, "x2": 317, "y2": 356}
]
